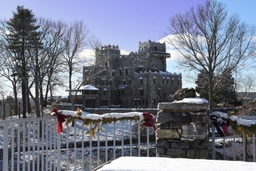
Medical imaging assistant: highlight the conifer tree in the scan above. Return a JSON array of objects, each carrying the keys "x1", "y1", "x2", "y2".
[
  {"x1": 5, "y1": 6, "x2": 41, "y2": 118},
  {"x1": 196, "y1": 70, "x2": 237, "y2": 105}
]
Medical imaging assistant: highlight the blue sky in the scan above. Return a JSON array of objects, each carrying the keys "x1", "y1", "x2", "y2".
[
  {"x1": 1, "y1": 0, "x2": 256, "y2": 91},
  {"x1": 0, "y1": 0, "x2": 206, "y2": 51}
]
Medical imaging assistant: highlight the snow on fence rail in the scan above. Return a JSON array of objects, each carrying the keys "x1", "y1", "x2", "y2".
[
  {"x1": 0, "y1": 111, "x2": 156, "y2": 171},
  {"x1": 211, "y1": 112, "x2": 256, "y2": 161}
]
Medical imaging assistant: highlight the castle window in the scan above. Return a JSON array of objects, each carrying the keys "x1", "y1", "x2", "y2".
[
  {"x1": 140, "y1": 90, "x2": 144, "y2": 96},
  {"x1": 118, "y1": 89, "x2": 125, "y2": 96},
  {"x1": 103, "y1": 71, "x2": 106, "y2": 75},
  {"x1": 126, "y1": 69, "x2": 128, "y2": 75},
  {"x1": 140, "y1": 77, "x2": 143, "y2": 85},
  {"x1": 112, "y1": 72, "x2": 115, "y2": 77},
  {"x1": 119, "y1": 69, "x2": 122, "y2": 76},
  {"x1": 154, "y1": 46, "x2": 157, "y2": 51},
  {"x1": 158, "y1": 88, "x2": 161, "y2": 96},
  {"x1": 105, "y1": 62, "x2": 108, "y2": 67}
]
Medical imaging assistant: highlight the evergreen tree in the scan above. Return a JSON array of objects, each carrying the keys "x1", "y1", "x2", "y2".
[
  {"x1": 215, "y1": 71, "x2": 237, "y2": 105},
  {"x1": 196, "y1": 70, "x2": 237, "y2": 105},
  {"x1": 195, "y1": 70, "x2": 208, "y2": 100},
  {"x1": 5, "y1": 6, "x2": 41, "y2": 118}
]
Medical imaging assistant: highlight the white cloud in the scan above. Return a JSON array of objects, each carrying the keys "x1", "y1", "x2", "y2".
[
  {"x1": 73, "y1": 49, "x2": 95, "y2": 71},
  {"x1": 78, "y1": 49, "x2": 95, "y2": 61},
  {"x1": 158, "y1": 35, "x2": 183, "y2": 62},
  {"x1": 159, "y1": 35, "x2": 197, "y2": 88},
  {"x1": 120, "y1": 50, "x2": 130, "y2": 55}
]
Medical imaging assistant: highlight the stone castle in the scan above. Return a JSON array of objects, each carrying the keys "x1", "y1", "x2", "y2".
[{"x1": 82, "y1": 40, "x2": 182, "y2": 108}]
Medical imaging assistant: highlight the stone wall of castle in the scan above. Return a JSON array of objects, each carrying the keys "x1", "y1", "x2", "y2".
[{"x1": 83, "y1": 40, "x2": 182, "y2": 108}]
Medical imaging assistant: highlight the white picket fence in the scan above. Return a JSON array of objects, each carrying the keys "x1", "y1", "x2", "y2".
[
  {"x1": 0, "y1": 116, "x2": 155, "y2": 171},
  {"x1": 1, "y1": 115, "x2": 256, "y2": 170}
]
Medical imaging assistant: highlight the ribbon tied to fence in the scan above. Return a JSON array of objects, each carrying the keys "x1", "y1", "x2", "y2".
[
  {"x1": 141, "y1": 112, "x2": 157, "y2": 132},
  {"x1": 210, "y1": 113, "x2": 229, "y2": 137},
  {"x1": 52, "y1": 108, "x2": 66, "y2": 134}
]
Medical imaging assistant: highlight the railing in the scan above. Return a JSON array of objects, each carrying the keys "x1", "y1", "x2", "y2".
[
  {"x1": 1, "y1": 113, "x2": 256, "y2": 170},
  {"x1": 211, "y1": 119, "x2": 256, "y2": 162},
  {"x1": 0, "y1": 115, "x2": 155, "y2": 171}
]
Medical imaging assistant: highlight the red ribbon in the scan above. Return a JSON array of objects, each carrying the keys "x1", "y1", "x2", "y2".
[
  {"x1": 53, "y1": 108, "x2": 66, "y2": 134},
  {"x1": 210, "y1": 114, "x2": 229, "y2": 137},
  {"x1": 143, "y1": 112, "x2": 157, "y2": 131}
]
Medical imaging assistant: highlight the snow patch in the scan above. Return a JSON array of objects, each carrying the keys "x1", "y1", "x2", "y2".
[{"x1": 174, "y1": 98, "x2": 208, "y2": 104}]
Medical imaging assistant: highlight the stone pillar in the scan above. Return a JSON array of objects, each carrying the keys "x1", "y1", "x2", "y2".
[{"x1": 156, "y1": 101, "x2": 209, "y2": 159}]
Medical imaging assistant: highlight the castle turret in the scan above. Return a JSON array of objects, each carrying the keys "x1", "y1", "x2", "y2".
[
  {"x1": 95, "y1": 45, "x2": 120, "y2": 68},
  {"x1": 137, "y1": 40, "x2": 170, "y2": 72}
]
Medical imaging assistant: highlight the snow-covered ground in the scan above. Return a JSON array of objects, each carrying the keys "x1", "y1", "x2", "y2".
[{"x1": 96, "y1": 156, "x2": 256, "y2": 171}]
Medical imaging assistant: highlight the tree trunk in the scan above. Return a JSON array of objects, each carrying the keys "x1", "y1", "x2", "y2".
[{"x1": 22, "y1": 57, "x2": 27, "y2": 118}]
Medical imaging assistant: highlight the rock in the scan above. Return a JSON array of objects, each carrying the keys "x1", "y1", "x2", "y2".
[{"x1": 173, "y1": 88, "x2": 196, "y2": 101}]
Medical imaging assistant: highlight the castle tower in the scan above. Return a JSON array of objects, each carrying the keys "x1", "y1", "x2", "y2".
[
  {"x1": 138, "y1": 40, "x2": 170, "y2": 72},
  {"x1": 95, "y1": 45, "x2": 120, "y2": 68}
]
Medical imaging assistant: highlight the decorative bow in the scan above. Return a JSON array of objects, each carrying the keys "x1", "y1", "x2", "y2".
[
  {"x1": 142, "y1": 112, "x2": 157, "y2": 132},
  {"x1": 210, "y1": 113, "x2": 229, "y2": 137},
  {"x1": 52, "y1": 108, "x2": 66, "y2": 134}
]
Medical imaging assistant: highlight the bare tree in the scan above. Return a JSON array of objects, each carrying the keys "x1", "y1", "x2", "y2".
[
  {"x1": 0, "y1": 51, "x2": 20, "y2": 116},
  {"x1": 0, "y1": 20, "x2": 24, "y2": 117},
  {"x1": 88, "y1": 34, "x2": 102, "y2": 53},
  {"x1": 35, "y1": 18, "x2": 66, "y2": 110},
  {"x1": 62, "y1": 21, "x2": 90, "y2": 105},
  {"x1": 166, "y1": 0, "x2": 256, "y2": 113},
  {"x1": 66, "y1": 34, "x2": 102, "y2": 111},
  {"x1": 236, "y1": 74, "x2": 255, "y2": 100}
]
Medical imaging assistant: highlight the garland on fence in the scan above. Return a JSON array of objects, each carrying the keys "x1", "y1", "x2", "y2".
[
  {"x1": 51, "y1": 108, "x2": 157, "y2": 137},
  {"x1": 211, "y1": 111, "x2": 256, "y2": 138},
  {"x1": 228, "y1": 117, "x2": 256, "y2": 138}
]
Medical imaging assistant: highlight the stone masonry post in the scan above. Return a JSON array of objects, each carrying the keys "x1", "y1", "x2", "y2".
[{"x1": 156, "y1": 101, "x2": 209, "y2": 159}]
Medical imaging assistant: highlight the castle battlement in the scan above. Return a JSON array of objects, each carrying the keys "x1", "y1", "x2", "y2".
[
  {"x1": 100, "y1": 45, "x2": 119, "y2": 50},
  {"x1": 139, "y1": 40, "x2": 166, "y2": 53}
]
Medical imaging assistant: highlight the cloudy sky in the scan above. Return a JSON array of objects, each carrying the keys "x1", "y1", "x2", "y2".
[{"x1": 1, "y1": 0, "x2": 256, "y2": 91}]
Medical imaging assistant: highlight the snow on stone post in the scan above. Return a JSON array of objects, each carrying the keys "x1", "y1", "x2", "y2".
[{"x1": 156, "y1": 98, "x2": 209, "y2": 159}]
